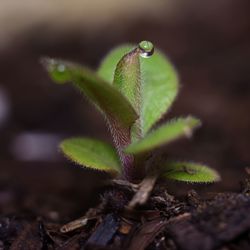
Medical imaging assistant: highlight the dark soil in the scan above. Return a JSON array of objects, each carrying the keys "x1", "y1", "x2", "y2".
[{"x1": 1, "y1": 176, "x2": 250, "y2": 250}]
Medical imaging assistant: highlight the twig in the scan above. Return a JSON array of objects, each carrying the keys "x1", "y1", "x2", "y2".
[
  {"x1": 109, "y1": 179, "x2": 139, "y2": 192},
  {"x1": 60, "y1": 216, "x2": 96, "y2": 233},
  {"x1": 60, "y1": 202, "x2": 105, "y2": 233},
  {"x1": 128, "y1": 173, "x2": 158, "y2": 209}
]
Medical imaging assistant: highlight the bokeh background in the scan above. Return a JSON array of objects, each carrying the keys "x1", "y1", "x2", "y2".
[{"x1": 0, "y1": 0, "x2": 250, "y2": 220}]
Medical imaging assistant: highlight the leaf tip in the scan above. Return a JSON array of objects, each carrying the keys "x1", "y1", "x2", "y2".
[
  {"x1": 184, "y1": 116, "x2": 202, "y2": 138},
  {"x1": 41, "y1": 57, "x2": 70, "y2": 84}
]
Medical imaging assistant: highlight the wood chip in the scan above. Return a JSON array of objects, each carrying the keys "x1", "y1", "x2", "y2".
[{"x1": 128, "y1": 173, "x2": 158, "y2": 209}]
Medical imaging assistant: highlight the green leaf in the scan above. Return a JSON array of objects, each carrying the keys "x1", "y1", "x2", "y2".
[
  {"x1": 162, "y1": 161, "x2": 221, "y2": 183},
  {"x1": 125, "y1": 116, "x2": 201, "y2": 155},
  {"x1": 97, "y1": 44, "x2": 179, "y2": 136},
  {"x1": 140, "y1": 49, "x2": 179, "y2": 135},
  {"x1": 42, "y1": 58, "x2": 138, "y2": 129},
  {"x1": 60, "y1": 137, "x2": 121, "y2": 174},
  {"x1": 113, "y1": 47, "x2": 140, "y2": 111},
  {"x1": 98, "y1": 45, "x2": 133, "y2": 84},
  {"x1": 112, "y1": 47, "x2": 143, "y2": 142}
]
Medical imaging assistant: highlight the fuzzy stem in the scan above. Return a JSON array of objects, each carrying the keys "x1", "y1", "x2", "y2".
[{"x1": 107, "y1": 117, "x2": 136, "y2": 182}]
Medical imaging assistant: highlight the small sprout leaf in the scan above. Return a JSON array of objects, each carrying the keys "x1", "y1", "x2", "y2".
[
  {"x1": 140, "y1": 48, "x2": 179, "y2": 135},
  {"x1": 60, "y1": 138, "x2": 121, "y2": 174},
  {"x1": 113, "y1": 47, "x2": 141, "y2": 111},
  {"x1": 97, "y1": 44, "x2": 179, "y2": 136},
  {"x1": 112, "y1": 46, "x2": 142, "y2": 141},
  {"x1": 162, "y1": 161, "x2": 221, "y2": 183},
  {"x1": 42, "y1": 58, "x2": 138, "y2": 129},
  {"x1": 98, "y1": 45, "x2": 134, "y2": 84},
  {"x1": 125, "y1": 116, "x2": 201, "y2": 155}
]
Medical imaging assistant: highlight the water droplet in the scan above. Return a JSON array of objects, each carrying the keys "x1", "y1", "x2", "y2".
[
  {"x1": 138, "y1": 40, "x2": 154, "y2": 58},
  {"x1": 57, "y1": 64, "x2": 65, "y2": 72},
  {"x1": 41, "y1": 57, "x2": 70, "y2": 83}
]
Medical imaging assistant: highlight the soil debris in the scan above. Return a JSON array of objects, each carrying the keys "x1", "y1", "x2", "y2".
[{"x1": 1, "y1": 185, "x2": 250, "y2": 249}]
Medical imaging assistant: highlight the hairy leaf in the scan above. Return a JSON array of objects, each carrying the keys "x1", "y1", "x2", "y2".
[
  {"x1": 42, "y1": 58, "x2": 138, "y2": 129},
  {"x1": 98, "y1": 45, "x2": 133, "y2": 84},
  {"x1": 60, "y1": 137, "x2": 121, "y2": 174},
  {"x1": 113, "y1": 48, "x2": 141, "y2": 110},
  {"x1": 140, "y1": 49, "x2": 179, "y2": 135},
  {"x1": 98, "y1": 44, "x2": 179, "y2": 136},
  {"x1": 125, "y1": 116, "x2": 201, "y2": 155},
  {"x1": 162, "y1": 161, "x2": 221, "y2": 183},
  {"x1": 113, "y1": 47, "x2": 143, "y2": 142}
]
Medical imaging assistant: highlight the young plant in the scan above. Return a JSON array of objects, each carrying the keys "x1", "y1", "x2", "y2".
[{"x1": 42, "y1": 41, "x2": 220, "y2": 184}]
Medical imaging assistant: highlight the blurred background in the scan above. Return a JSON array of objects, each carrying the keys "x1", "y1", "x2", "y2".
[{"x1": 0, "y1": 0, "x2": 250, "y2": 220}]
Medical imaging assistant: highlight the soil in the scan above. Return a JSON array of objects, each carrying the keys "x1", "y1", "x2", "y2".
[{"x1": 1, "y1": 176, "x2": 250, "y2": 250}]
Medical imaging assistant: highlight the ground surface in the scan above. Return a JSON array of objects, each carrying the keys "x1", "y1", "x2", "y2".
[{"x1": 1, "y1": 176, "x2": 250, "y2": 250}]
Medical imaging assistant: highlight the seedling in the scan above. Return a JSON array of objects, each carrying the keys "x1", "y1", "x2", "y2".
[{"x1": 42, "y1": 41, "x2": 220, "y2": 185}]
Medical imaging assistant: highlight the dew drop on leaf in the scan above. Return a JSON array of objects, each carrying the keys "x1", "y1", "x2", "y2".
[
  {"x1": 138, "y1": 40, "x2": 154, "y2": 58},
  {"x1": 41, "y1": 58, "x2": 69, "y2": 83},
  {"x1": 57, "y1": 64, "x2": 65, "y2": 72}
]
